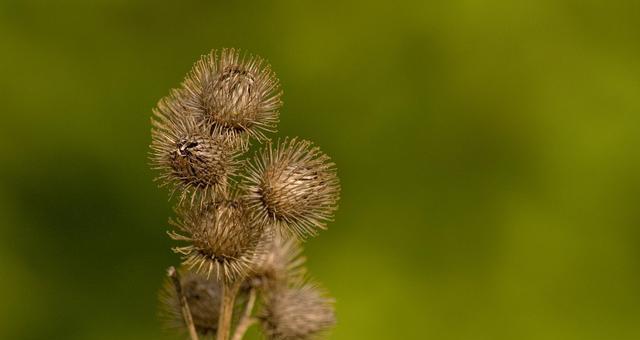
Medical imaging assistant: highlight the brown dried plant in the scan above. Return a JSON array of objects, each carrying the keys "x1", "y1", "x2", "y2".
[
  {"x1": 151, "y1": 49, "x2": 340, "y2": 340},
  {"x1": 261, "y1": 282, "x2": 336, "y2": 340},
  {"x1": 242, "y1": 138, "x2": 340, "y2": 238},
  {"x1": 169, "y1": 197, "x2": 268, "y2": 283},
  {"x1": 150, "y1": 92, "x2": 240, "y2": 206},
  {"x1": 160, "y1": 268, "x2": 222, "y2": 337},
  {"x1": 250, "y1": 233, "x2": 307, "y2": 290},
  {"x1": 181, "y1": 49, "x2": 282, "y2": 148}
]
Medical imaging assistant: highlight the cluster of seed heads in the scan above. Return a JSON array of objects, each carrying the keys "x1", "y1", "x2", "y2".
[{"x1": 150, "y1": 49, "x2": 339, "y2": 340}]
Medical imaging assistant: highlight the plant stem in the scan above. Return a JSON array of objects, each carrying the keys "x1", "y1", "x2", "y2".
[
  {"x1": 167, "y1": 266, "x2": 199, "y2": 340},
  {"x1": 231, "y1": 287, "x2": 257, "y2": 340},
  {"x1": 216, "y1": 280, "x2": 242, "y2": 340}
]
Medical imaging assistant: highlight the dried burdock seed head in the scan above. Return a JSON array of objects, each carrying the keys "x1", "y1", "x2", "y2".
[
  {"x1": 150, "y1": 92, "x2": 240, "y2": 206},
  {"x1": 182, "y1": 48, "x2": 282, "y2": 147},
  {"x1": 243, "y1": 138, "x2": 341, "y2": 238},
  {"x1": 169, "y1": 196, "x2": 269, "y2": 282},
  {"x1": 260, "y1": 282, "x2": 336, "y2": 340},
  {"x1": 159, "y1": 269, "x2": 222, "y2": 336},
  {"x1": 249, "y1": 232, "x2": 307, "y2": 289}
]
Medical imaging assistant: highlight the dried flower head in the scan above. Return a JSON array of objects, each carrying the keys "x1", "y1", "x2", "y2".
[
  {"x1": 243, "y1": 138, "x2": 340, "y2": 238},
  {"x1": 150, "y1": 92, "x2": 240, "y2": 206},
  {"x1": 169, "y1": 197, "x2": 268, "y2": 282},
  {"x1": 182, "y1": 48, "x2": 282, "y2": 147},
  {"x1": 261, "y1": 283, "x2": 336, "y2": 340},
  {"x1": 159, "y1": 269, "x2": 222, "y2": 336},
  {"x1": 249, "y1": 233, "x2": 307, "y2": 289}
]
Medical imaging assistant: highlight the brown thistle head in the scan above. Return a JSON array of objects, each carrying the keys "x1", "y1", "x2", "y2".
[
  {"x1": 150, "y1": 91, "x2": 240, "y2": 206},
  {"x1": 242, "y1": 138, "x2": 341, "y2": 238},
  {"x1": 159, "y1": 269, "x2": 222, "y2": 336},
  {"x1": 169, "y1": 196, "x2": 269, "y2": 282},
  {"x1": 260, "y1": 282, "x2": 336, "y2": 340},
  {"x1": 249, "y1": 232, "x2": 307, "y2": 289},
  {"x1": 181, "y1": 48, "x2": 282, "y2": 147}
]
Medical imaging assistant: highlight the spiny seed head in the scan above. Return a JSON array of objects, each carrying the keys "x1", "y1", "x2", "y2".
[
  {"x1": 261, "y1": 283, "x2": 336, "y2": 340},
  {"x1": 169, "y1": 196, "x2": 269, "y2": 282},
  {"x1": 249, "y1": 233, "x2": 307, "y2": 289},
  {"x1": 243, "y1": 138, "x2": 341, "y2": 238},
  {"x1": 159, "y1": 269, "x2": 221, "y2": 336},
  {"x1": 181, "y1": 48, "x2": 282, "y2": 147},
  {"x1": 150, "y1": 92, "x2": 240, "y2": 206}
]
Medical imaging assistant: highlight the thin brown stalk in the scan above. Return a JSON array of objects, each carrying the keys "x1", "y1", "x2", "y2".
[
  {"x1": 167, "y1": 266, "x2": 199, "y2": 340},
  {"x1": 231, "y1": 287, "x2": 257, "y2": 340},
  {"x1": 216, "y1": 280, "x2": 242, "y2": 340}
]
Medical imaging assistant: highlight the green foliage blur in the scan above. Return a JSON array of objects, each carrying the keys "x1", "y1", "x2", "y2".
[{"x1": 1, "y1": 1, "x2": 640, "y2": 339}]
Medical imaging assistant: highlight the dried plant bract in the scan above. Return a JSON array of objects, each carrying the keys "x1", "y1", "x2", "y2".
[
  {"x1": 243, "y1": 138, "x2": 341, "y2": 238},
  {"x1": 181, "y1": 49, "x2": 282, "y2": 147},
  {"x1": 151, "y1": 92, "x2": 239, "y2": 206},
  {"x1": 249, "y1": 233, "x2": 307, "y2": 289},
  {"x1": 261, "y1": 283, "x2": 336, "y2": 340},
  {"x1": 169, "y1": 197, "x2": 268, "y2": 282}
]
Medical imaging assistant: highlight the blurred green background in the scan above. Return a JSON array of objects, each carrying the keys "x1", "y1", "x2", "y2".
[{"x1": 1, "y1": 0, "x2": 640, "y2": 339}]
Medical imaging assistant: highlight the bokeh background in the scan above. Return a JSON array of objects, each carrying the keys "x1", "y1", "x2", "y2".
[{"x1": 1, "y1": 1, "x2": 640, "y2": 339}]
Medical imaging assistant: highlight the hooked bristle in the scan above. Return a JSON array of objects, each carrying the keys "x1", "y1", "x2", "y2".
[
  {"x1": 169, "y1": 195, "x2": 270, "y2": 282},
  {"x1": 181, "y1": 48, "x2": 282, "y2": 148},
  {"x1": 242, "y1": 138, "x2": 341, "y2": 238},
  {"x1": 150, "y1": 91, "x2": 240, "y2": 206},
  {"x1": 260, "y1": 282, "x2": 336, "y2": 340},
  {"x1": 249, "y1": 232, "x2": 307, "y2": 290}
]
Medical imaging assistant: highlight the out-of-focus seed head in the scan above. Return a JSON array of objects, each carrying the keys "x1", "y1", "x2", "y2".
[
  {"x1": 242, "y1": 138, "x2": 340, "y2": 238},
  {"x1": 260, "y1": 283, "x2": 336, "y2": 340},
  {"x1": 150, "y1": 92, "x2": 240, "y2": 206},
  {"x1": 159, "y1": 269, "x2": 221, "y2": 336},
  {"x1": 182, "y1": 48, "x2": 282, "y2": 148},
  {"x1": 169, "y1": 196, "x2": 269, "y2": 282},
  {"x1": 249, "y1": 233, "x2": 307, "y2": 289}
]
